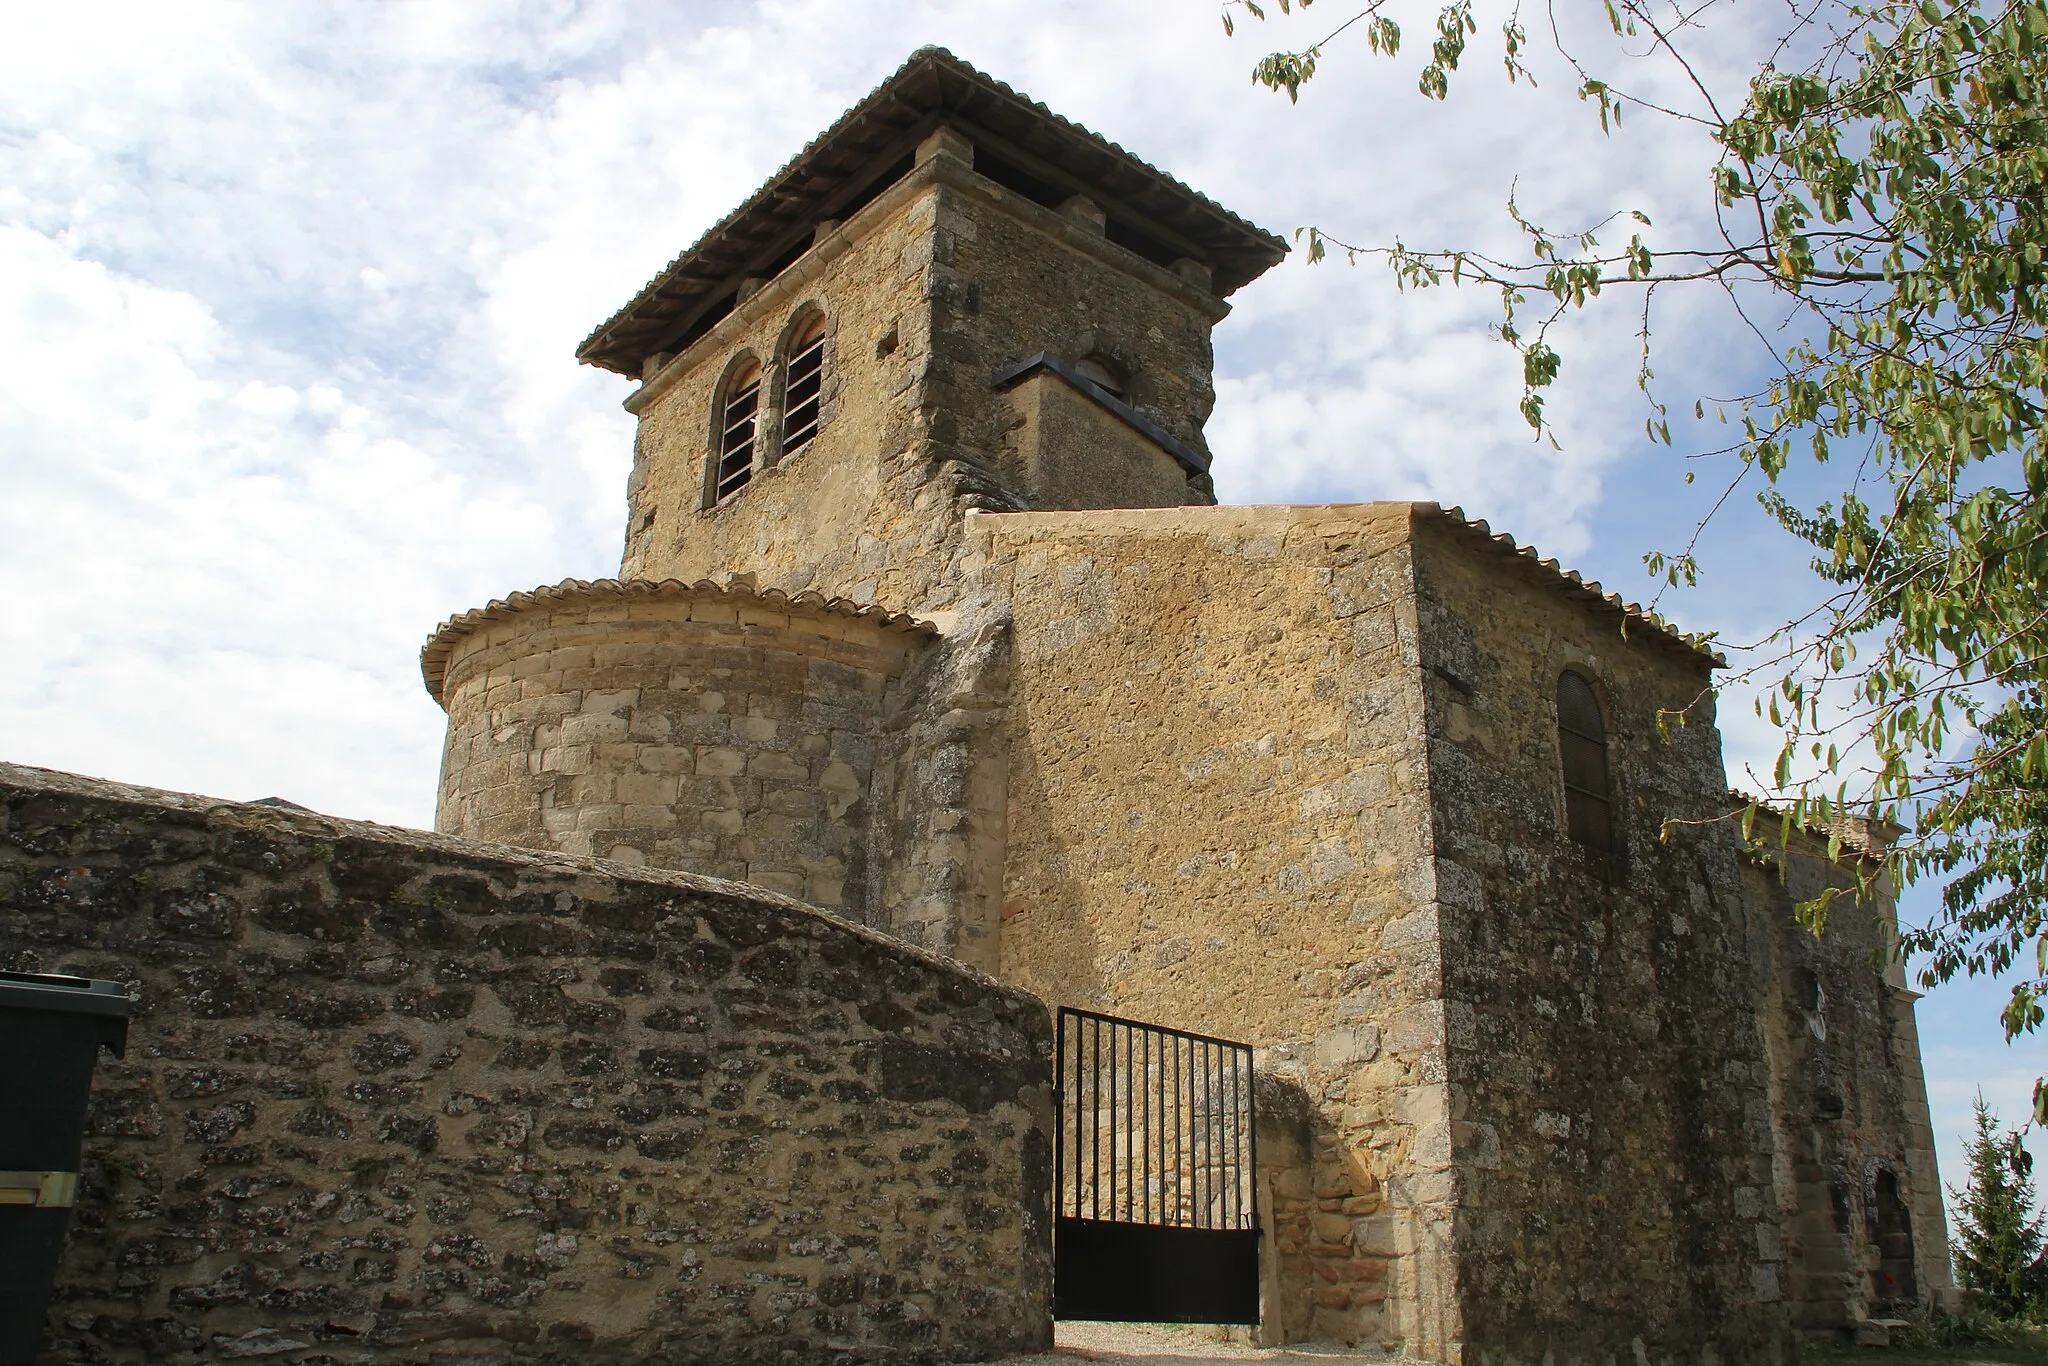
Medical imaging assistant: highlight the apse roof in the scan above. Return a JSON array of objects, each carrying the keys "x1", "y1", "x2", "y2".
[
  {"x1": 419, "y1": 577, "x2": 937, "y2": 708},
  {"x1": 576, "y1": 46, "x2": 1289, "y2": 377}
]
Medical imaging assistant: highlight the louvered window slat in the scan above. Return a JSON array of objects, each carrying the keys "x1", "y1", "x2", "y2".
[
  {"x1": 781, "y1": 320, "x2": 826, "y2": 457},
  {"x1": 715, "y1": 367, "x2": 760, "y2": 503}
]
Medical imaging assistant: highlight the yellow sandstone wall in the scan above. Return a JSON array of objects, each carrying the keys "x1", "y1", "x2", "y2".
[
  {"x1": 616, "y1": 145, "x2": 1225, "y2": 616},
  {"x1": 977, "y1": 504, "x2": 1458, "y2": 1353},
  {"x1": 620, "y1": 171, "x2": 950, "y2": 607}
]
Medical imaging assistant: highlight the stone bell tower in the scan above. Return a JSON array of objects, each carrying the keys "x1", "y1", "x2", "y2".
[
  {"x1": 425, "y1": 48, "x2": 1285, "y2": 922},
  {"x1": 577, "y1": 46, "x2": 1286, "y2": 614}
]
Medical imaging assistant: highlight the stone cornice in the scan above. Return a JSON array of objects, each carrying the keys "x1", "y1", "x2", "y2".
[{"x1": 623, "y1": 152, "x2": 1231, "y2": 417}]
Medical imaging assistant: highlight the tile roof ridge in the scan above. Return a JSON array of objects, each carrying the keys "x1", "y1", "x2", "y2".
[{"x1": 578, "y1": 45, "x2": 1286, "y2": 373}]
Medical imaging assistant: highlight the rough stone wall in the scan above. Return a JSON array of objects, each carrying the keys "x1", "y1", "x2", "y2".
[
  {"x1": 976, "y1": 505, "x2": 1456, "y2": 1354},
  {"x1": 0, "y1": 762, "x2": 1053, "y2": 1366},
  {"x1": 996, "y1": 371, "x2": 1192, "y2": 512},
  {"x1": 1742, "y1": 824, "x2": 1954, "y2": 1331},
  {"x1": 617, "y1": 144, "x2": 1225, "y2": 617},
  {"x1": 932, "y1": 162, "x2": 1223, "y2": 503},
  {"x1": 868, "y1": 599, "x2": 1013, "y2": 975},
  {"x1": 1407, "y1": 515, "x2": 1789, "y2": 1365},
  {"x1": 430, "y1": 583, "x2": 933, "y2": 919}
]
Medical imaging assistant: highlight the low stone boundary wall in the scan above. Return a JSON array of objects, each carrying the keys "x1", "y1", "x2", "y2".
[{"x1": 0, "y1": 763, "x2": 1053, "y2": 1365}]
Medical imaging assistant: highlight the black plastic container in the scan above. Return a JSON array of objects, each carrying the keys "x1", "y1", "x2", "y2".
[{"x1": 0, "y1": 972, "x2": 131, "y2": 1366}]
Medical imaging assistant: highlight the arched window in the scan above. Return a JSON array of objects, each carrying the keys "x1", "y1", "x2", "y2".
[
  {"x1": 779, "y1": 314, "x2": 827, "y2": 457},
  {"x1": 714, "y1": 358, "x2": 761, "y2": 503},
  {"x1": 1557, "y1": 670, "x2": 1614, "y2": 855}
]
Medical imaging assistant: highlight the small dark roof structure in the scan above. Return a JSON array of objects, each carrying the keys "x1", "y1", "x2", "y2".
[{"x1": 576, "y1": 46, "x2": 1288, "y2": 378}]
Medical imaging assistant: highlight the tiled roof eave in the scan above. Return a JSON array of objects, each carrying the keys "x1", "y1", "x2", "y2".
[
  {"x1": 1418, "y1": 504, "x2": 1727, "y2": 667},
  {"x1": 576, "y1": 46, "x2": 1287, "y2": 377},
  {"x1": 1727, "y1": 789, "x2": 1902, "y2": 860}
]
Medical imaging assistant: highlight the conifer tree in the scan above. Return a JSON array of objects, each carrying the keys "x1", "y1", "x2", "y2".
[{"x1": 1952, "y1": 1097, "x2": 2048, "y2": 1320}]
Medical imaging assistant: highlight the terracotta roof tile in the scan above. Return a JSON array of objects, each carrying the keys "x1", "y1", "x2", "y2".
[
  {"x1": 1417, "y1": 503, "x2": 1726, "y2": 667},
  {"x1": 577, "y1": 46, "x2": 1288, "y2": 376}
]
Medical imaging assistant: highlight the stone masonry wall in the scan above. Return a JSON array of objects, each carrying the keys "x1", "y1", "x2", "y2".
[
  {"x1": 0, "y1": 762, "x2": 1053, "y2": 1366},
  {"x1": 428, "y1": 581, "x2": 934, "y2": 921},
  {"x1": 931, "y1": 157, "x2": 1224, "y2": 504},
  {"x1": 996, "y1": 371, "x2": 1192, "y2": 513},
  {"x1": 1407, "y1": 514, "x2": 1788, "y2": 1365},
  {"x1": 868, "y1": 599, "x2": 1013, "y2": 976},
  {"x1": 1743, "y1": 821, "x2": 1954, "y2": 1332},
  {"x1": 976, "y1": 505, "x2": 1456, "y2": 1354},
  {"x1": 621, "y1": 158, "x2": 1016, "y2": 614}
]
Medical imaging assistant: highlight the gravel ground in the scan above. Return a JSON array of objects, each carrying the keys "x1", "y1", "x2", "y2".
[{"x1": 972, "y1": 1322, "x2": 1414, "y2": 1363}]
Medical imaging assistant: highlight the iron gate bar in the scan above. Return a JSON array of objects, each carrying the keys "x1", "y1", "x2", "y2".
[
  {"x1": 1053, "y1": 1006, "x2": 1260, "y2": 1324},
  {"x1": 1052, "y1": 1007, "x2": 1258, "y2": 1232}
]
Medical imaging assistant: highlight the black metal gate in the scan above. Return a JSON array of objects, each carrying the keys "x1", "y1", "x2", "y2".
[{"x1": 1053, "y1": 1007, "x2": 1259, "y2": 1324}]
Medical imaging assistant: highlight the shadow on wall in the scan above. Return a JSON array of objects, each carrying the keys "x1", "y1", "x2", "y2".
[{"x1": 1254, "y1": 1070, "x2": 1396, "y2": 1347}]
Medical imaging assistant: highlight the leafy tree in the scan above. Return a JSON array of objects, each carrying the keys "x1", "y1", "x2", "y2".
[
  {"x1": 1225, "y1": 0, "x2": 2048, "y2": 1121},
  {"x1": 1952, "y1": 1096, "x2": 2048, "y2": 1319}
]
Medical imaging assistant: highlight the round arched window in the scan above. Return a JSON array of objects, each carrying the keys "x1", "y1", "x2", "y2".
[
  {"x1": 780, "y1": 315, "x2": 827, "y2": 457},
  {"x1": 714, "y1": 358, "x2": 762, "y2": 503},
  {"x1": 1557, "y1": 671, "x2": 1615, "y2": 855}
]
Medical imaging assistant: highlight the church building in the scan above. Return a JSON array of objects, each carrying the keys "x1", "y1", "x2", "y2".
[{"x1": 421, "y1": 47, "x2": 1952, "y2": 1359}]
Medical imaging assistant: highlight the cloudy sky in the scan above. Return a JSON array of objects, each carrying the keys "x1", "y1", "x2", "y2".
[{"x1": 1, "y1": 0, "x2": 2034, "y2": 1195}]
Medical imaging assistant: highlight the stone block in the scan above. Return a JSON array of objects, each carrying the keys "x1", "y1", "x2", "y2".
[
  {"x1": 1310, "y1": 1211, "x2": 1353, "y2": 1244},
  {"x1": 636, "y1": 746, "x2": 694, "y2": 774},
  {"x1": 615, "y1": 773, "x2": 679, "y2": 807},
  {"x1": 749, "y1": 751, "x2": 809, "y2": 782},
  {"x1": 1353, "y1": 1214, "x2": 1410, "y2": 1257},
  {"x1": 695, "y1": 747, "x2": 746, "y2": 778},
  {"x1": 1314, "y1": 1024, "x2": 1381, "y2": 1071},
  {"x1": 580, "y1": 688, "x2": 640, "y2": 715},
  {"x1": 1383, "y1": 1003, "x2": 1446, "y2": 1056},
  {"x1": 1385, "y1": 1167, "x2": 1456, "y2": 1207},
  {"x1": 560, "y1": 713, "x2": 629, "y2": 745}
]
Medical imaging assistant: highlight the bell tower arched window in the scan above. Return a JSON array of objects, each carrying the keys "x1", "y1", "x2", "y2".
[
  {"x1": 714, "y1": 358, "x2": 762, "y2": 503},
  {"x1": 1557, "y1": 670, "x2": 1614, "y2": 855},
  {"x1": 780, "y1": 314, "x2": 827, "y2": 458}
]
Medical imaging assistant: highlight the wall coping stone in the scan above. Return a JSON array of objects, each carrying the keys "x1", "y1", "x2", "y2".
[
  {"x1": 966, "y1": 501, "x2": 1724, "y2": 668},
  {"x1": 0, "y1": 759, "x2": 1038, "y2": 1011}
]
